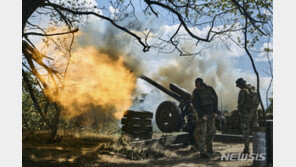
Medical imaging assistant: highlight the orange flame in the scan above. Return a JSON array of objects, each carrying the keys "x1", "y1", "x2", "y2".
[{"x1": 45, "y1": 46, "x2": 136, "y2": 119}]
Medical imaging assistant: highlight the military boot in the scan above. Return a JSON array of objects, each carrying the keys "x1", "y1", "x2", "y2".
[{"x1": 243, "y1": 141, "x2": 250, "y2": 154}]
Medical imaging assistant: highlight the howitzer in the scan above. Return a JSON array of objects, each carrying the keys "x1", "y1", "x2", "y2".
[
  {"x1": 139, "y1": 75, "x2": 225, "y2": 134},
  {"x1": 139, "y1": 75, "x2": 197, "y2": 133}
]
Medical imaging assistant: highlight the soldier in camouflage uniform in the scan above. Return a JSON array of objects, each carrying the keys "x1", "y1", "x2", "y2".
[
  {"x1": 236, "y1": 78, "x2": 259, "y2": 154},
  {"x1": 192, "y1": 78, "x2": 218, "y2": 158}
]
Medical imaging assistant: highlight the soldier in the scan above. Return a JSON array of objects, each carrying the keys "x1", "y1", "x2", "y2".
[
  {"x1": 236, "y1": 78, "x2": 259, "y2": 154},
  {"x1": 192, "y1": 78, "x2": 218, "y2": 158}
]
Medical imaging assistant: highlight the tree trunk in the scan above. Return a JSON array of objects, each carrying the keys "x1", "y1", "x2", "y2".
[
  {"x1": 49, "y1": 103, "x2": 61, "y2": 142},
  {"x1": 243, "y1": 17, "x2": 266, "y2": 123},
  {"x1": 244, "y1": 48, "x2": 266, "y2": 119},
  {"x1": 22, "y1": 69, "x2": 50, "y2": 125}
]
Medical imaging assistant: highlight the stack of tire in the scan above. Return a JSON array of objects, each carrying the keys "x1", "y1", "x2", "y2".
[{"x1": 121, "y1": 110, "x2": 153, "y2": 140}]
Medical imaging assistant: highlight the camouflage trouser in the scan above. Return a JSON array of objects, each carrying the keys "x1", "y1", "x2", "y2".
[
  {"x1": 240, "y1": 108, "x2": 259, "y2": 151},
  {"x1": 193, "y1": 118, "x2": 216, "y2": 153}
]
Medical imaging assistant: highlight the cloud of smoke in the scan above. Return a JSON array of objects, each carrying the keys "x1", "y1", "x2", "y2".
[
  {"x1": 148, "y1": 54, "x2": 271, "y2": 112},
  {"x1": 132, "y1": 24, "x2": 271, "y2": 113},
  {"x1": 77, "y1": 20, "x2": 144, "y2": 76},
  {"x1": 151, "y1": 54, "x2": 239, "y2": 111}
]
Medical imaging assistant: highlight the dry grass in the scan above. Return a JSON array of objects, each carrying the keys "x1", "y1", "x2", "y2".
[
  {"x1": 23, "y1": 131, "x2": 114, "y2": 166},
  {"x1": 97, "y1": 136, "x2": 164, "y2": 160},
  {"x1": 23, "y1": 132, "x2": 253, "y2": 167}
]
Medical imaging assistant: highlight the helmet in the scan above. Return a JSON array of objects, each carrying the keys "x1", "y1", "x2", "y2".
[
  {"x1": 195, "y1": 78, "x2": 204, "y2": 84},
  {"x1": 236, "y1": 78, "x2": 246, "y2": 87}
]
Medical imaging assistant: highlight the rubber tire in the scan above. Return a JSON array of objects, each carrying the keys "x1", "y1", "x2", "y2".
[
  {"x1": 156, "y1": 101, "x2": 182, "y2": 133},
  {"x1": 121, "y1": 118, "x2": 152, "y2": 126},
  {"x1": 123, "y1": 110, "x2": 153, "y2": 118},
  {"x1": 122, "y1": 125, "x2": 152, "y2": 133}
]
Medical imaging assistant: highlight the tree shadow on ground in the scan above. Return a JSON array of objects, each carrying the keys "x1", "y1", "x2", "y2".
[{"x1": 23, "y1": 134, "x2": 253, "y2": 167}]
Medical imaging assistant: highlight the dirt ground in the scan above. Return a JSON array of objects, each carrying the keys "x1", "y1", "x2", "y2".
[{"x1": 23, "y1": 133, "x2": 254, "y2": 167}]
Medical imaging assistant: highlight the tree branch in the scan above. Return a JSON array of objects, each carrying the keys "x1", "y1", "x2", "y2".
[
  {"x1": 144, "y1": 0, "x2": 213, "y2": 42},
  {"x1": 44, "y1": 2, "x2": 150, "y2": 52},
  {"x1": 24, "y1": 28, "x2": 79, "y2": 37},
  {"x1": 231, "y1": 0, "x2": 268, "y2": 36}
]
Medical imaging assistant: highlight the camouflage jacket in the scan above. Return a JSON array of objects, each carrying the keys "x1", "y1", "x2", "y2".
[
  {"x1": 192, "y1": 84, "x2": 218, "y2": 118},
  {"x1": 237, "y1": 84, "x2": 259, "y2": 112}
]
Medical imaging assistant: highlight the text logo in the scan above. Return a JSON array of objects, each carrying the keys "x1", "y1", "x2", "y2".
[{"x1": 220, "y1": 153, "x2": 266, "y2": 161}]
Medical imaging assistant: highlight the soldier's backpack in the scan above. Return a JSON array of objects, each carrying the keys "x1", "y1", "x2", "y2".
[{"x1": 244, "y1": 85, "x2": 260, "y2": 107}]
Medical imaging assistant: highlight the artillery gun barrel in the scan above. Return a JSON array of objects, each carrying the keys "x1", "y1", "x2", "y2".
[
  {"x1": 139, "y1": 75, "x2": 183, "y2": 102},
  {"x1": 169, "y1": 83, "x2": 192, "y2": 100}
]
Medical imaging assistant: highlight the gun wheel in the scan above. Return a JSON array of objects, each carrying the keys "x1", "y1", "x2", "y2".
[{"x1": 156, "y1": 101, "x2": 182, "y2": 133}]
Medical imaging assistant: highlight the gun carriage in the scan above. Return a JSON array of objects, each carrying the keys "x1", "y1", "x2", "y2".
[{"x1": 139, "y1": 75, "x2": 223, "y2": 134}]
